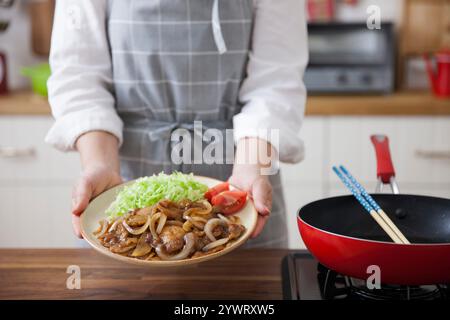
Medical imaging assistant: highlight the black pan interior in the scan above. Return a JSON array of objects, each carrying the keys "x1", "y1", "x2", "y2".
[{"x1": 298, "y1": 194, "x2": 450, "y2": 243}]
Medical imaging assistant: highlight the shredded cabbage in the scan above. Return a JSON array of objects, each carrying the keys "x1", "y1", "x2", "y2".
[{"x1": 105, "y1": 172, "x2": 208, "y2": 218}]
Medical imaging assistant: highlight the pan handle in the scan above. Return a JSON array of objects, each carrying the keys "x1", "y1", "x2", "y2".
[
  {"x1": 370, "y1": 135, "x2": 396, "y2": 183},
  {"x1": 370, "y1": 135, "x2": 399, "y2": 194}
]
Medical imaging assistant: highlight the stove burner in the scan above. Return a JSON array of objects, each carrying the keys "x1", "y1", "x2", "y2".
[
  {"x1": 281, "y1": 253, "x2": 450, "y2": 300},
  {"x1": 318, "y1": 263, "x2": 450, "y2": 300}
]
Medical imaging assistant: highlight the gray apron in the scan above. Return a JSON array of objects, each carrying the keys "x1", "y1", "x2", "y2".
[{"x1": 106, "y1": 0, "x2": 288, "y2": 248}]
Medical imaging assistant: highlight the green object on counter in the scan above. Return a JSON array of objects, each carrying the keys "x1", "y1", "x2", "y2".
[{"x1": 21, "y1": 63, "x2": 51, "y2": 97}]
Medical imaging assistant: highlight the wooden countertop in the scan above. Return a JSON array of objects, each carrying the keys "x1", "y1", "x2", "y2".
[
  {"x1": 0, "y1": 248, "x2": 292, "y2": 300},
  {"x1": 1, "y1": 91, "x2": 449, "y2": 116},
  {"x1": 306, "y1": 92, "x2": 450, "y2": 116},
  {"x1": 0, "y1": 91, "x2": 51, "y2": 115}
]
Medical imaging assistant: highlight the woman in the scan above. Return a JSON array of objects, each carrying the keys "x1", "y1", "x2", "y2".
[{"x1": 46, "y1": 0, "x2": 308, "y2": 247}]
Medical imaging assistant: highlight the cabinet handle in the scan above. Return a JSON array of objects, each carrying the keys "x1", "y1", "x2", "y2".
[
  {"x1": 0, "y1": 146, "x2": 36, "y2": 158},
  {"x1": 415, "y1": 150, "x2": 450, "y2": 160}
]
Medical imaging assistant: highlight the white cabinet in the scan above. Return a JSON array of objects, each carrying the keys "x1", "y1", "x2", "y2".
[
  {"x1": 0, "y1": 185, "x2": 77, "y2": 247},
  {"x1": 395, "y1": 117, "x2": 450, "y2": 186},
  {"x1": 280, "y1": 117, "x2": 327, "y2": 185},
  {"x1": 0, "y1": 116, "x2": 80, "y2": 248},
  {"x1": 282, "y1": 183, "x2": 323, "y2": 249},
  {"x1": 0, "y1": 117, "x2": 80, "y2": 182},
  {"x1": 327, "y1": 116, "x2": 450, "y2": 196},
  {"x1": 327, "y1": 117, "x2": 394, "y2": 185},
  {"x1": 280, "y1": 118, "x2": 326, "y2": 249}
]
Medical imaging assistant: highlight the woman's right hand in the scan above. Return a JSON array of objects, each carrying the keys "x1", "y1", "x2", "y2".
[
  {"x1": 71, "y1": 165, "x2": 123, "y2": 238},
  {"x1": 71, "y1": 130, "x2": 122, "y2": 238}
]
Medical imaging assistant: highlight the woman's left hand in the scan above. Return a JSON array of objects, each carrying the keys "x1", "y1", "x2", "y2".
[
  {"x1": 229, "y1": 166, "x2": 272, "y2": 238},
  {"x1": 229, "y1": 137, "x2": 277, "y2": 238}
]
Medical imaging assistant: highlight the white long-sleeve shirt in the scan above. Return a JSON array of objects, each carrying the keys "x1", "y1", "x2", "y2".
[{"x1": 45, "y1": 0, "x2": 308, "y2": 163}]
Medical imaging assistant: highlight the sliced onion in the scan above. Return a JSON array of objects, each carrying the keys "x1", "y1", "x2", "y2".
[
  {"x1": 183, "y1": 200, "x2": 212, "y2": 217},
  {"x1": 217, "y1": 214, "x2": 230, "y2": 223},
  {"x1": 122, "y1": 215, "x2": 151, "y2": 235},
  {"x1": 204, "y1": 218, "x2": 227, "y2": 242},
  {"x1": 108, "y1": 218, "x2": 123, "y2": 233},
  {"x1": 156, "y1": 213, "x2": 167, "y2": 234},
  {"x1": 156, "y1": 200, "x2": 184, "y2": 219},
  {"x1": 94, "y1": 219, "x2": 109, "y2": 237},
  {"x1": 189, "y1": 216, "x2": 208, "y2": 223},
  {"x1": 151, "y1": 205, "x2": 159, "y2": 216},
  {"x1": 202, "y1": 237, "x2": 229, "y2": 252},
  {"x1": 182, "y1": 220, "x2": 193, "y2": 232},
  {"x1": 186, "y1": 216, "x2": 206, "y2": 230},
  {"x1": 199, "y1": 200, "x2": 212, "y2": 213},
  {"x1": 150, "y1": 212, "x2": 161, "y2": 239},
  {"x1": 156, "y1": 232, "x2": 195, "y2": 261},
  {"x1": 230, "y1": 215, "x2": 241, "y2": 224}
]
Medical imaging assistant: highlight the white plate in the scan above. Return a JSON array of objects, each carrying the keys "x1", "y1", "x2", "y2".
[{"x1": 80, "y1": 176, "x2": 258, "y2": 267}]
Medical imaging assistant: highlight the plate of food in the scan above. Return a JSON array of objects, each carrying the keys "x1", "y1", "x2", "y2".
[{"x1": 80, "y1": 172, "x2": 258, "y2": 266}]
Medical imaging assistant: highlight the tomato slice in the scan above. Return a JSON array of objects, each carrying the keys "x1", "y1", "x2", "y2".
[
  {"x1": 204, "y1": 182, "x2": 230, "y2": 202},
  {"x1": 211, "y1": 190, "x2": 247, "y2": 215}
]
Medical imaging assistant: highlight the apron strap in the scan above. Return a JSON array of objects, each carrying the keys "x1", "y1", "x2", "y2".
[{"x1": 212, "y1": 0, "x2": 227, "y2": 54}]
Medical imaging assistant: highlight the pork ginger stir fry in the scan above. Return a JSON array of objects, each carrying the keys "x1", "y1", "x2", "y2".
[{"x1": 94, "y1": 199, "x2": 246, "y2": 261}]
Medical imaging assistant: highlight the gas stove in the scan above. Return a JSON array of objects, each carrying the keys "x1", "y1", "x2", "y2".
[{"x1": 281, "y1": 253, "x2": 450, "y2": 300}]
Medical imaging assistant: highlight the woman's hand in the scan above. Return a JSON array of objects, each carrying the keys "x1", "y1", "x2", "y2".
[
  {"x1": 71, "y1": 131, "x2": 121, "y2": 238},
  {"x1": 229, "y1": 166, "x2": 272, "y2": 238},
  {"x1": 229, "y1": 137, "x2": 277, "y2": 238},
  {"x1": 71, "y1": 166, "x2": 122, "y2": 238}
]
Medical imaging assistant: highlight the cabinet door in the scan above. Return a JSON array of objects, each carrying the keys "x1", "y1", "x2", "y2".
[
  {"x1": 394, "y1": 117, "x2": 450, "y2": 186},
  {"x1": 280, "y1": 117, "x2": 326, "y2": 185},
  {"x1": 0, "y1": 184, "x2": 78, "y2": 248},
  {"x1": 328, "y1": 117, "x2": 400, "y2": 185},
  {"x1": 0, "y1": 116, "x2": 80, "y2": 182},
  {"x1": 283, "y1": 183, "x2": 324, "y2": 249},
  {"x1": 279, "y1": 117, "x2": 327, "y2": 249},
  {"x1": 327, "y1": 117, "x2": 450, "y2": 188}
]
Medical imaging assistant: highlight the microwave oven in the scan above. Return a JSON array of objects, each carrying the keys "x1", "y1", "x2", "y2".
[{"x1": 304, "y1": 23, "x2": 395, "y2": 94}]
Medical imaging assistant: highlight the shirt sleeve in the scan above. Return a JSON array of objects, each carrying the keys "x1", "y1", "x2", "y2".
[
  {"x1": 45, "y1": 0, "x2": 123, "y2": 152},
  {"x1": 233, "y1": 0, "x2": 309, "y2": 163}
]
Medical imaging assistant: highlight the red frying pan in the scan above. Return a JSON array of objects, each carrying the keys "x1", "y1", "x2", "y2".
[{"x1": 297, "y1": 135, "x2": 450, "y2": 285}]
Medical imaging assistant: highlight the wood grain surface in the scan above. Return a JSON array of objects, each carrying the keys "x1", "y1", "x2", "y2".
[
  {"x1": 0, "y1": 249, "x2": 292, "y2": 300},
  {"x1": 1, "y1": 91, "x2": 449, "y2": 116},
  {"x1": 0, "y1": 91, "x2": 51, "y2": 115},
  {"x1": 305, "y1": 92, "x2": 450, "y2": 116}
]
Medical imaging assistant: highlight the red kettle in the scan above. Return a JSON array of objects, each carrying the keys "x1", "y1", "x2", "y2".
[{"x1": 423, "y1": 49, "x2": 450, "y2": 98}]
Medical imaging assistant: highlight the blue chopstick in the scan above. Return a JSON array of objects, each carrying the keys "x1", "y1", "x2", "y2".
[
  {"x1": 332, "y1": 166, "x2": 374, "y2": 214},
  {"x1": 339, "y1": 165, "x2": 381, "y2": 212},
  {"x1": 333, "y1": 165, "x2": 410, "y2": 244}
]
